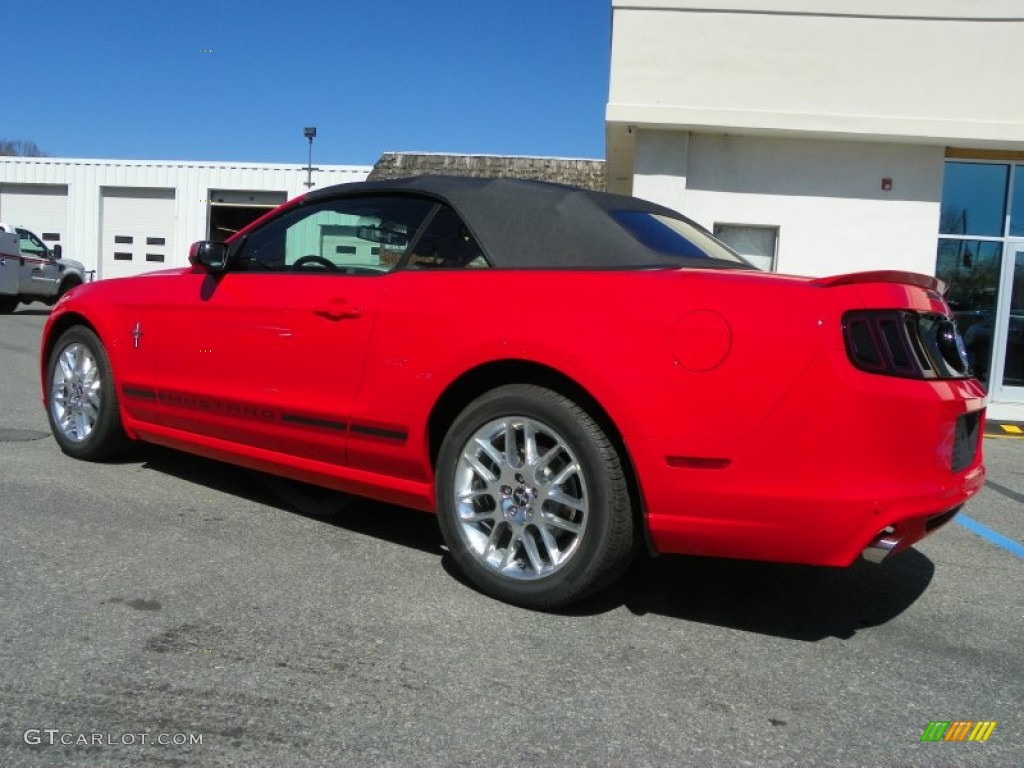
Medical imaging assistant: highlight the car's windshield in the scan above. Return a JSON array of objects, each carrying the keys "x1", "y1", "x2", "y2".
[{"x1": 611, "y1": 210, "x2": 750, "y2": 265}]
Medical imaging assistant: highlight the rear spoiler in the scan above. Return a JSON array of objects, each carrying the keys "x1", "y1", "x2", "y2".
[{"x1": 811, "y1": 270, "x2": 945, "y2": 295}]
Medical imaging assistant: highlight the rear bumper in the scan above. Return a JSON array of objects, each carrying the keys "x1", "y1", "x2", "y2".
[{"x1": 632, "y1": 351, "x2": 987, "y2": 566}]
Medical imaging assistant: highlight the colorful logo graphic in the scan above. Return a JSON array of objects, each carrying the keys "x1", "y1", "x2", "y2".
[{"x1": 921, "y1": 721, "x2": 997, "y2": 742}]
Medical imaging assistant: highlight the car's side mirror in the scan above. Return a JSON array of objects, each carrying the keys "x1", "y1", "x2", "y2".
[
  {"x1": 51, "y1": 244, "x2": 62, "y2": 260},
  {"x1": 189, "y1": 241, "x2": 230, "y2": 273}
]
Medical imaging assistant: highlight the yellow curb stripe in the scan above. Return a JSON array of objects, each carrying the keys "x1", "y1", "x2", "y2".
[{"x1": 984, "y1": 421, "x2": 1024, "y2": 439}]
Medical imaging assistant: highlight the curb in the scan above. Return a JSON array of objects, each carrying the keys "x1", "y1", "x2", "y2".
[{"x1": 984, "y1": 421, "x2": 1024, "y2": 440}]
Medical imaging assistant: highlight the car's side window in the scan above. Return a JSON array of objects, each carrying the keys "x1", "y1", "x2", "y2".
[
  {"x1": 234, "y1": 195, "x2": 436, "y2": 274},
  {"x1": 406, "y1": 205, "x2": 489, "y2": 269}
]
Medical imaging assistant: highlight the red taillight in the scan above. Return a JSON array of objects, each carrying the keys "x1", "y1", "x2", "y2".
[{"x1": 842, "y1": 310, "x2": 971, "y2": 380}]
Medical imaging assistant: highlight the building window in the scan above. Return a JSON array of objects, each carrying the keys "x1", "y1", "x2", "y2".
[
  {"x1": 939, "y1": 162, "x2": 1008, "y2": 237},
  {"x1": 146, "y1": 236, "x2": 166, "y2": 245},
  {"x1": 1010, "y1": 170, "x2": 1024, "y2": 237},
  {"x1": 42, "y1": 232, "x2": 60, "y2": 242},
  {"x1": 113, "y1": 252, "x2": 133, "y2": 261},
  {"x1": 114, "y1": 235, "x2": 133, "y2": 244},
  {"x1": 936, "y1": 160, "x2": 1023, "y2": 391},
  {"x1": 713, "y1": 224, "x2": 778, "y2": 271},
  {"x1": 145, "y1": 254, "x2": 165, "y2": 262}
]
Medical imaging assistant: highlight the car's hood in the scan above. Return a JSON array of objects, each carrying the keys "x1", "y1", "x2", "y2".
[{"x1": 132, "y1": 267, "x2": 192, "y2": 278}]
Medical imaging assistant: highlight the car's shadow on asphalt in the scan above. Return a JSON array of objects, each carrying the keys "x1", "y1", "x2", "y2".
[
  {"x1": 136, "y1": 443, "x2": 935, "y2": 642},
  {"x1": 589, "y1": 550, "x2": 934, "y2": 641},
  {"x1": 136, "y1": 444, "x2": 443, "y2": 556}
]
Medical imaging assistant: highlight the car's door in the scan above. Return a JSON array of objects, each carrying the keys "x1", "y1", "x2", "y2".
[
  {"x1": 16, "y1": 229, "x2": 59, "y2": 298},
  {"x1": 0, "y1": 231, "x2": 17, "y2": 297},
  {"x1": 152, "y1": 194, "x2": 438, "y2": 466}
]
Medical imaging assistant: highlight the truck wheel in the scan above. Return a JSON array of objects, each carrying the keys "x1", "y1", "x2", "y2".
[
  {"x1": 55, "y1": 279, "x2": 82, "y2": 302},
  {"x1": 0, "y1": 296, "x2": 18, "y2": 314},
  {"x1": 46, "y1": 326, "x2": 128, "y2": 460},
  {"x1": 436, "y1": 384, "x2": 635, "y2": 609}
]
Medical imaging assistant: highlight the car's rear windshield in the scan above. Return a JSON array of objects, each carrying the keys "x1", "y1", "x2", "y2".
[{"x1": 611, "y1": 210, "x2": 749, "y2": 265}]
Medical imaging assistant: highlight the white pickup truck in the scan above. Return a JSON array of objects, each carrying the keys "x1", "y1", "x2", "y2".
[{"x1": 0, "y1": 224, "x2": 90, "y2": 313}]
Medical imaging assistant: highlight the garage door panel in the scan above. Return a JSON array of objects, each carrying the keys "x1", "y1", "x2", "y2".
[
  {"x1": 0, "y1": 184, "x2": 69, "y2": 250},
  {"x1": 101, "y1": 188, "x2": 175, "y2": 280}
]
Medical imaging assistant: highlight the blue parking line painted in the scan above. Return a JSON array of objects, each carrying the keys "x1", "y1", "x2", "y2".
[{"x1": 955, "y1": 514, "x2": 1024, "y2": 559}]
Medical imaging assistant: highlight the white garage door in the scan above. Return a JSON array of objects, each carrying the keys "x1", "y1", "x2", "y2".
[
  {"x1": 0, "y1": 184, "x2": 69, "y2": 252},
  {"x1": 100, "y1": 187, "x2": 176, "y2": 280}
]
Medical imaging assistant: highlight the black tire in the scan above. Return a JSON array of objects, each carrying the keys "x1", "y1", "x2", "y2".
[
  {"x1": 0, "y1": 295, "x2": 18, "y2": 314},
  {"x1": 436, "y1": 384, "x2": 634, "y2": 609},
  {"x1": 45, "y1": 326, "x2": 128, "y2": 460}
]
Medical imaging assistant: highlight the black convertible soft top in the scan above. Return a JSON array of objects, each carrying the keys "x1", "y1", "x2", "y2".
[{"x1": 303, "y1": 175, "x2": 749, "y2": 270}]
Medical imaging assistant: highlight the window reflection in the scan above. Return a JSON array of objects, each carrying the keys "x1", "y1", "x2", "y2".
[
  {"x1": 939, "y1": 162, "x2": 1009, "y2": 237},
  {"x1": 1010, "y1": 166, "x2": 1024, "y2": 237},
  {"x1": 1003, "y1": 251, "x2": 1024, "y2": 388},
  {"x1": 936, "y1": 239, "x2": 1003, "y2": 387}
]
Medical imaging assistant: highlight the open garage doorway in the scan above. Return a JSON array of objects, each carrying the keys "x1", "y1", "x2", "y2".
[{"x1": 207, "y1": 189, "x2": 288, "y2": 241}]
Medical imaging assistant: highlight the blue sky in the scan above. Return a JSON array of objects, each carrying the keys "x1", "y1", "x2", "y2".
[{"x1": 9, "y1": 0, "x2": 611, "y2": 166}]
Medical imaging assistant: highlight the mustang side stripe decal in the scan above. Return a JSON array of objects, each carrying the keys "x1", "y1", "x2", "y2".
[
  {"x1": 119, "y1": 386, "x2": 407, "y2": 443},
  {"x1": 122, "y1": 386, "x2": 157, "y2": 400},
  {"x1": 281, "y1": 413, "x2": 349, "y2": 432},
  {"x1": 349, "y1": 422, "x2": 408, "y2": 443}
]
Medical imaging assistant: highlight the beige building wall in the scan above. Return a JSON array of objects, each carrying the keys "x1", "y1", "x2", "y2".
[
  {"x1": 634, "y1": 132, "x2": 947, "y2": 276},
  {"x1": 606, "y1": 0, "x2": 1024, "y2": 275},
  {"x1": 608, "y1": 1, "x2": 1024, "y2": 148}
]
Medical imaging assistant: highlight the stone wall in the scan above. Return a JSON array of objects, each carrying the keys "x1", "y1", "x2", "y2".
[{"x1": 369, "y1": 153, "x2": 606, "y2": 191}]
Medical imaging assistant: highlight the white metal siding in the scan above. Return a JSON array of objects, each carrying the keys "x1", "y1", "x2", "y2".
[{"x1": 0, "y1": 158, "x2": 371, "y2": 276}]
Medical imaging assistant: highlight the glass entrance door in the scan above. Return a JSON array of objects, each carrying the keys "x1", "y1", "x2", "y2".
[
  {"x1": 937, "y1": 161, "x2": 1024, "y2": 401},
  {"x1": 939, "y1": 239, "x2": 1002, "y2": 389},
  {"x1": 991, "y1": 246, "x2": 1024, "y2": 402}
]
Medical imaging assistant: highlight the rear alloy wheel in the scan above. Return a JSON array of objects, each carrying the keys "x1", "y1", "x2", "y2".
[
  {"x1": 46, "y1": 326, "x2": 127, "y2": 460},
  {"x1": 436, "y1": 384, "x2": 634, "y2": 609}
]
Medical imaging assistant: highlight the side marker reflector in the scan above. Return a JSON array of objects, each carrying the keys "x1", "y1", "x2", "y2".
[{"x1": 666, "y1": 456, "x2": 731, "y2": 469}]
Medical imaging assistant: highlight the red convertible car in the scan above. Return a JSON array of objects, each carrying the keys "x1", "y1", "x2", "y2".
[{"x1": 41, "y1": 177, "x2": 986, "y2": 608}]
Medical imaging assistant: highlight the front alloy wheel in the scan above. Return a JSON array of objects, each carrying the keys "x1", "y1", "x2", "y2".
[
  {"x1": 437, "y1": 384, "x2": 634, "y2": 608},
  {"x1": 46, "y1": 326, "x2": 127, "y2": 460},
  {"x1": 51, "y1": 342, "x2": 102, "y2": 443}
]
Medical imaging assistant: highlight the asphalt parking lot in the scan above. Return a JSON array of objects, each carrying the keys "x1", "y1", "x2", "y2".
[{"x1": 1, "y1": 307, "x2": 1021, "y2": 767}]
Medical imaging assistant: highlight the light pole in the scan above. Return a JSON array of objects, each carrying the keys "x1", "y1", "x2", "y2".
[{"x1": 303, "y1": 126, "x2": 318, "y2": 188}]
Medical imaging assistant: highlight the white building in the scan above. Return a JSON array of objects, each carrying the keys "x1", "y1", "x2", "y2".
[
  {"x1": 0, "y1": 157, "x2": 370, "y2": 280},
  {"x1": 606, "y1": 0, "x2": 1024, "y2": 418}
]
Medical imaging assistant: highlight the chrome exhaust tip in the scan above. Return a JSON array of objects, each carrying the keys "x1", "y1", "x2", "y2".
[{"x1": 862, "y1": 526, "x2": 901, "y2": 563}]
